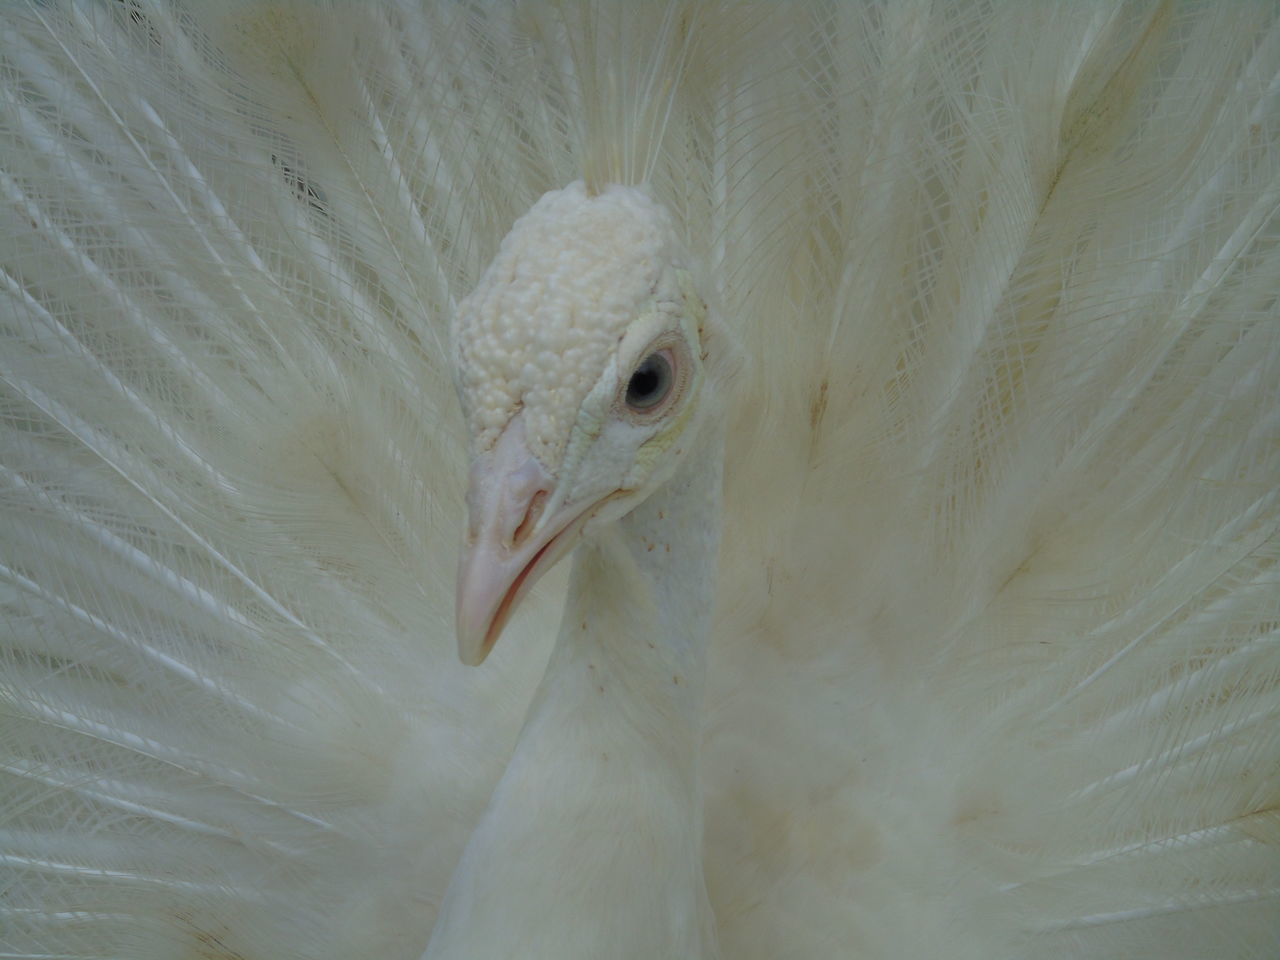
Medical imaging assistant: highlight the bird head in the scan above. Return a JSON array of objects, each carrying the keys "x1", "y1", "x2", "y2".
[{"x1": 452, "y1": 182, "x2": 722, "y2": 665}]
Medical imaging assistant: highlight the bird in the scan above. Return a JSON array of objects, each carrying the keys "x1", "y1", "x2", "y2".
[{"x1": 1, "y1": 1, "x2": 1278, "y2": 958}]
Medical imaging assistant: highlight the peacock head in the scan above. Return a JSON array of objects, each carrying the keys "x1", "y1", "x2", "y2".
[{"x1": 451, "y1": 182, "x2": 722, "y2": 665}]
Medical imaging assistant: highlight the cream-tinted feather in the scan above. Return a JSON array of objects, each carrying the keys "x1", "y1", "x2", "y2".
[{"x1": 1, "y1": 3, "x2": 1277, "y2": 959}]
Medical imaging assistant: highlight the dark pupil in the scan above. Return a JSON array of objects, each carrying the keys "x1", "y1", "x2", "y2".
[{"x1": 626, "y1": 353, "x2": 671, "y2": 409}]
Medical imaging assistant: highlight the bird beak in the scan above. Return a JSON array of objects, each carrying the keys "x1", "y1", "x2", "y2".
[{"x1": 456, "y1": 416, "x2": 598, "y2": 666}]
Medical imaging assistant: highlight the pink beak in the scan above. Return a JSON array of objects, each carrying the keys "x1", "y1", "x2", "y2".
[{"x1": 455, "y1": 416, "x2": 599, "y2": 665}]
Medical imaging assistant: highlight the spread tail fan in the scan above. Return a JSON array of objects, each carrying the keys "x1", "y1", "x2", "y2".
[{"x1": 1, "y1": 3, "x2": 1277, "y2": 959}]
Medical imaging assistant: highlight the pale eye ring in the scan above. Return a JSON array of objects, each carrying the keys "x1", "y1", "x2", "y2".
[{"x1": 625, "y1": 350, "x2": 674, "y2": 411}]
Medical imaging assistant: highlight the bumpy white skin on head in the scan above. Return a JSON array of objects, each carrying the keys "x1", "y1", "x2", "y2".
[
  {"x1": 450, "y1": 182, "x2": 721, "y2": 667},
  {"x1": 454, "y1": 182, "x2": 689, "y2": 466}
]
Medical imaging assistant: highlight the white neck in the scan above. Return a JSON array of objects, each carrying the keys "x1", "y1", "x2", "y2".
[{"x1": 424, "y1": 438, "x2": 723, "y2": 960}]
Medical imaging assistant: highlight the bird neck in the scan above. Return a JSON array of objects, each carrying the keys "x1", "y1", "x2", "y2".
[{"x1": 424, "y1": 435, "x2": 724, "y2": 960}]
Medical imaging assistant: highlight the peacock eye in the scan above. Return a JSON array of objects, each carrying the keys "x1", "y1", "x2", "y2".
[{"x1": 625, "y1": 351, "x2": 674, "y2": 411}]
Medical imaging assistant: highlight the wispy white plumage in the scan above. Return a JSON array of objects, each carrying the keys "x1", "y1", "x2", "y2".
[{"x1": 1, "y1": 3, "x2": 1277, "y2": 959}]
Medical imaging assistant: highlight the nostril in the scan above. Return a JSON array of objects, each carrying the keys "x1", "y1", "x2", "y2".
[{"x1": 511, "y1": 489, "x2": 548, "y2": 547}]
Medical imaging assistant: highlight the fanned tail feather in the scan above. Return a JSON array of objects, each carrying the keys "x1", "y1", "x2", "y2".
[
  {"x1": 704, "y1": 4, "x2": 1279, "y2": 958},
  {"x1": 1, "y1": 4, "x2": 565, "y2": 957}
]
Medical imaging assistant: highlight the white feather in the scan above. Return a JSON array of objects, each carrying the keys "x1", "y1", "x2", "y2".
[{"x1": 1, "y1": 2, "x2": 1277, "y2": 958}]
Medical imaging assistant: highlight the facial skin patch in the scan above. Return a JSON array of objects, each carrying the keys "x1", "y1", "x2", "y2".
[{"x1": 453, "y1": 182, "x2": 686, "y2": 466}]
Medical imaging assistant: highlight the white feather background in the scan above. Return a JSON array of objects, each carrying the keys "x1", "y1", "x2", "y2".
[{"x1": 1, "y1": 2, "x2": 1277, "y2": 959}]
